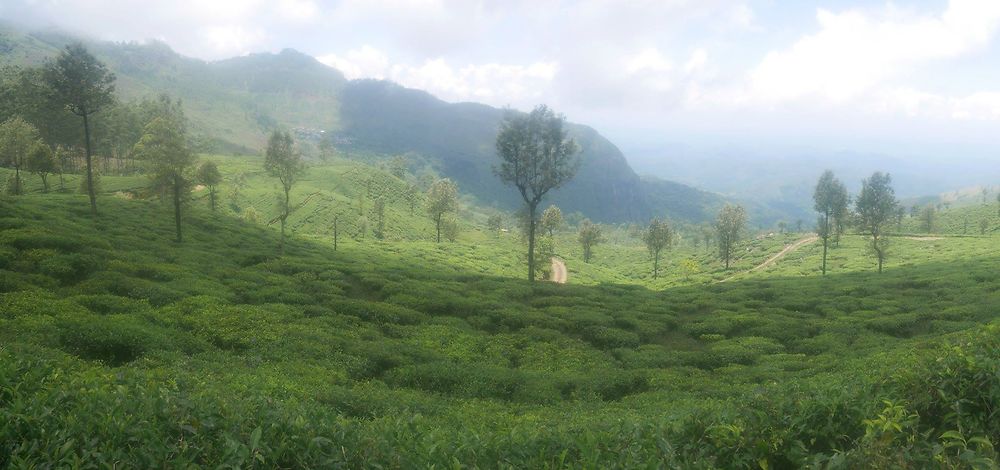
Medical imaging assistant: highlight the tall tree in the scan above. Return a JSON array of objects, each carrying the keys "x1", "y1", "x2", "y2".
[
  {"x1": 832, "y1": 199, "x2": 851, "y2": 248},
  {"x1": 196, "y1": 161, "x2": 222, "y2": 211},
  {"x1": 716, "y1": 204, "x2": 747, "y2": 270},
  {"x1": 920, "y1": 205, "x2": 936, "y2": 233},
  {"x1": 487, "y1": 214, "x2": 504, "y2": 235},
  {"x1": 643, "y1": 218, "x2": 673, "y2": 279},
  {"x1": 856, "y1": 172, "x2": 898, "y2": 273},
  {"x1": 44, "y1": 43, "x2": 116, "y2": 215},
  {"x1": 27, "y1": 142, "x2": 57, "y2": 192},
  {"x1": 426, "y1": 178, "x2": 458, "y2": 243},
  {"x1": 264, "y1": 130, "x2": 305, "y2": 254},
  {"x1": 132, "y1": 117, "x2": 195, "y2": 243},
  {"x1": 540, "y1": 205, "x2": 564, "y2": 237},
  {"x1": 813, "y1": 170, "x2": 848, "y2": 275},
  {"x1": 701, "y1": 225, "x2": 714, "y2": 253},
  {"x1": 0, "y1": 117, "x2": 41, "y2": 195},
  {"x1": 495, "y1": 105, "x2": 580, "y2": 281},
  {"x1": 577, "y1": 218, "x2": 603, "y2": 263}
]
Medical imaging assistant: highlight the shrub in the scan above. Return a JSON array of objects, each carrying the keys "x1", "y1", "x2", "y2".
[
  {"x1": 57, "y1": 315, "x2": 154, "y2": 365},
  {"x1": 582, "y1": 326, "x2": 640, "y2": 349}
]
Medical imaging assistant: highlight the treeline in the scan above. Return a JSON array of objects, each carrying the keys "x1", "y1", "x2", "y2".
[{"x1": 0, "y1": 48, "x2": 218, "y2": 182}]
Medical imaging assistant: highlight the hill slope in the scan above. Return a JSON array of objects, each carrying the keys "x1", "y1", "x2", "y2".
[
  {"x1": 2, "y1": 194, "x2": 1000, "y2": 466},
  {"x1": 0, "y1": 22, "x2": 726, "y2": 224}
]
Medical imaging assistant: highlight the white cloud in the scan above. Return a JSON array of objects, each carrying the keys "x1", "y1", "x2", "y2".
[
  {"x1": 748, "y1": 0, "x2": 1000, "y2": 104},
  {"x1": 201, "y1": 25, "x2": 268, "y2": 57},
  {"x1": 318, "y1": 46, "x2": 391, "y2": 80},
  {"x1": 319, "y1": 46, "x2": 556, "y2": 106},
  {"x1": 277, "y1": 0, "x2": 320, "y2": 22},
  {"x1": 874, "y1": 88, "x2": 1000, "y2": 120}
]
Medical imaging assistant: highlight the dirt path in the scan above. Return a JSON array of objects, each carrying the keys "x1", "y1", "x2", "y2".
[
  {"x1": 904, "y1": 236, "x2": 943, "y2": 241},
  {"x1": 550, "y1": 257, "x2": 567, "y2": 284},
  {"x1": 719, "y1": 236, "x2": 818, "y2": 283}
]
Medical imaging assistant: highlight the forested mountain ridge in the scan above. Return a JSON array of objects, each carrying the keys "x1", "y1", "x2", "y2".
[{"x1": 0, "y1": 22, "x2": 728, "y2": 223}]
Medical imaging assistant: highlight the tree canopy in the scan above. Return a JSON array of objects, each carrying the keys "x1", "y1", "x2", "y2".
[{"x1": 495, "y1": 105, "x2": 580, "y2": 281}]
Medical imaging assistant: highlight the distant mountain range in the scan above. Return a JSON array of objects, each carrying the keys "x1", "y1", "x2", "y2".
[{"x1": 0, "y1": 22, "x2": 753, "y2": 225}]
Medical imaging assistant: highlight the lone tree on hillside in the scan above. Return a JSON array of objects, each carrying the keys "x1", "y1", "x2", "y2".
[
  {"x1": 264, "y1": 130, "x2": 305, "y2": 254},
  {"x1": 0, "y1": 117, "x2": 41, "y2": 195},
  {"x1": 44, "y1": 43, "x2": 116, "y2": 215},
  {"x1": 832, "y1": 198, "x2": 851, "y2": 247},
  {"x1": 133, "y1": 117, "x2": 195, "y2": 243},
  {"x1": 716, "y1": 204, "x2": 747, "y2": 270},
  {"x1": 643, "y1": 218, "x2": 673, "y2": 279},
  {"x1": 495, "y1": 105, "x2": 580, "y2": 281},
  {"x1": 426, "y1": 178, "x2": 458, "y2": 243},
  {"x1": 196, "y1": 161, "x2": 222, "y2": 211},
  {"x1": 856, "y1": 172, "x2": 898, "y2": 273},
  {"x1": 920, "y1": 204, "x2": 936, "y2": 233},
  {"x1": 540, "y1": 205, "x2": 564, "y2": 237},
  {"x1": 577, "y1": 218, "x2": 603, "y2": 263},
  {"x1": 487, "y1": 214, "x2": 504, "y2": 234},
  {"x1": 813, "y1": 170, "x2": 848, "y2": 275},
  {"x1": 27, "y1": 142, "x2": 57, "y2": 192}
]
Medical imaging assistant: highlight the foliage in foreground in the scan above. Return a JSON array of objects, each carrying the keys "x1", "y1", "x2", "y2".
[{"x1": 0, "y1": 194, "x2": 999, "y2": 467}]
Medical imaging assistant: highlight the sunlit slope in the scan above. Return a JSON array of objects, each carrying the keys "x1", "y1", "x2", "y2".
[{"x1": 2, "y1": 194, "x2": 1000, "y2": 466}]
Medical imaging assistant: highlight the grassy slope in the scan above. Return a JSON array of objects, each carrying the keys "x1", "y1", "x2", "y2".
[
  {"x1": 2, "y1": 188, "x2": 1000, "y2": 466},
  {"x1": 899, "y1": 201, "x2": 1000, "y2": 236}
]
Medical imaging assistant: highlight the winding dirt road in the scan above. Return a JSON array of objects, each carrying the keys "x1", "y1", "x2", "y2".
[
  {"x1": 550, "y1": 257, "x2": 567, "y2": 284},
  {"x1": 719, "y1": 235, "x2": 818, "y2": 283}
]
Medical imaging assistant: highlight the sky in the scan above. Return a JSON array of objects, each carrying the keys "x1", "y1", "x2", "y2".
[{"x1": 5, "y1": 0, "x2": 1000, "y2": 166}]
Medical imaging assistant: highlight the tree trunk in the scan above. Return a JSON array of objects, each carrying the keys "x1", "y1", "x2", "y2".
[
  {"x1": 209, "y1": 188, "x2": 216, "y2": 211},
  {"x1": 41, "y1": 174, "x2": 48, "y2": 192},
  {"x1": 821, "y1": 212, "x2": 829, "y2": 276},
  {"x1": 435, "y1": 213, "x2": 441, "y2": 243},
  {"x1": 82, "y1": 113, "x2": 97, "y2": 215},
  {"x1": 13, "y1": 166, "x2": 20, "y2": 195},
  {"x1": 280, "y1": 187, "x2": 290, "y2": 254},
  {"x1": 333, "y1": 217, "x2": 338, "y2": 251},
  {"x1": 280, "y1": 217, "x2": 286, "y2": 254},
  {"x1": 173, "y1": 175, "x2": 182, "y2": 243},
  {"x1": 653, "y1": 251, "x2": 659, "y2": 279},
  {"x1": 527, "y1": 203, "x2": 537, "y2": 281}
]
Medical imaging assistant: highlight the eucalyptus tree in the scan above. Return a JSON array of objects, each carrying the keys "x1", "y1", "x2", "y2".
[
  {"x1": 813, "y1": 170, "x2": 848, "y2": 275},
  {"x1": 578, "y1": 219, "x2": 603, "y2": 263},
  {"x1": 716, "y1": 204, "x2": 747, "y2": 270},
  {"x1": 856, "y1": 172, "x2": 898, "y2": 273},
  {"x1": 643, "y1": 218, "x2": 673, "y2": 279},
  {"x1": 196, "y1": 161, "x2": 222, "y2": 211},
  {"x1": 540, "y1": 205, "x2": 564, "y2": 237},
  {"x1": 133, "y1": 117, "x2": 195, "y2": 243},
  {"x1": 0, "y1": 117, "x2": 41, "y2": 195},
  {"x1": 44, "y1": 43, "x2": 116, "y2": 215},
  {"x1": 426, "y1": 178, "x2": 458, "y2": 243},
  {"x1": 495, "y1": 105, "x2": 580, "y2": 281},
  {"x1": 264, "y1": 130, "x2": 305, "y2": 254}
]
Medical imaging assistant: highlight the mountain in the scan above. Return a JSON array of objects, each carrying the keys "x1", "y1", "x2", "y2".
[
  {"x1": 0, "y1": 22, "x2": 729, "y2": 224},
  {"x1": 627, "y1": 142, "x2": 1000, "y2": 225}
]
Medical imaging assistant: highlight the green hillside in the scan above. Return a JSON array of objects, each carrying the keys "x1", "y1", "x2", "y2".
[
  {"x1": 2, "y1": 181, "x2": 1000, "y2": 466},
  {"x1": 0, "y1": 22, "x2": 732, "y2": 224}
]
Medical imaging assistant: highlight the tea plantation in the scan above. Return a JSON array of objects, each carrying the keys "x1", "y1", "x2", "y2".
[{"x1": 2, "y1": 188, "x2": 1000, "y2": 468}]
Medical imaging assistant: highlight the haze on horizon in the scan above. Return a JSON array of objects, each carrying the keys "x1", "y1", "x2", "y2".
[{"x1": 5, "y1": 0, "x2": 1000, "y2": 190}]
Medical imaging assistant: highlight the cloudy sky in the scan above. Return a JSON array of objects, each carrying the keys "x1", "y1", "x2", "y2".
[{"x1": 6, "y1": 0, "x2": 1000, "y2": 162}]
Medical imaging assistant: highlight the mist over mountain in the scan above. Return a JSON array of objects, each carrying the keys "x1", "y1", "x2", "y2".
[
  {"x1": 626, "y1": 142, "x2": 1000, "y2": 222},
  {"x1": 0, "y1": 22, "x2": 740, "y2": 224}
]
